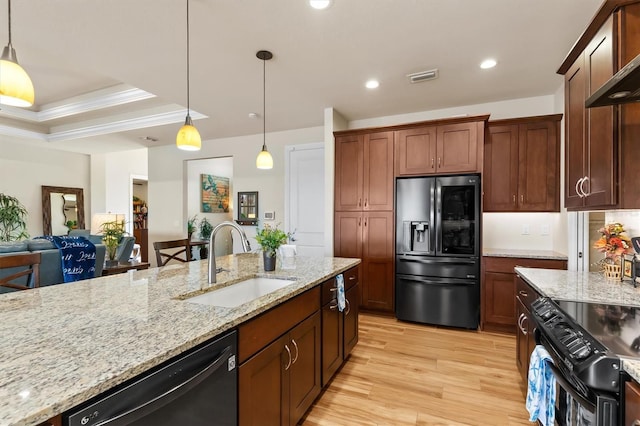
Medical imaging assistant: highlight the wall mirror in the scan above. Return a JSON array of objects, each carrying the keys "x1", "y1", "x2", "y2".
[
  {"x1": 42, "y1": 186, "x2": 85, "y2": 235},
  {"x1": 237, "y1": 191, "x2": 258, "y2": 226}
]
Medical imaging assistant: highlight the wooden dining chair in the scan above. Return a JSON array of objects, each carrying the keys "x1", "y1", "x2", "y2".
[
  {"x1": 0, "y1": 252, "x2": 41, "y2": 291},
  {"x1": 153, "y1": 239, "x2": 191, "y2": 266}
]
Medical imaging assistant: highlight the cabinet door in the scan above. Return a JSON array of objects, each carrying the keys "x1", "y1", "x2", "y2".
[
  {"x1": 482, "y1": 271, "x2": 516, "y2": 333},
  {"x1": 344, "y1": 283, "x2": 359, "y2": 357},
  {"x1": 584, "y1": 15, "x2": 616, "y2": 208},
  {"x1": 436, "y1": 122, "x2": 478, "y2": 173},
  {"x1": 518, "y1": 120, "x2": 560, "y2": 211},
  {"x1": 515, "y1": 297, "x2": 529, "y2": 385},
  {"x1": 564, "y1": 54, "x2": 587, "y2": 209},
  {"x1": 484, "y1": 124, "x2": 519, "y2": 211},
  {"x1": 363, "y1": 131, "x2": 394, "y2": 211},
  {"x1": 395, "y1": 126, "x2": 437, "y2": 176},
  {"x1": 335, "y1": 135, "x2": 364, "y2": 211},
  {"x1": 239, "y1": 334, "x2": 289, "y2": 426},
  {"x1": 321, "y1": 300, "x2": 343, "y2": 386},
  {"x1": 362, "y1": 212, "x2": 394, "y2": 312},
  {"x1": 334, "y1": 212, "x2": 363, "y2": 258},
  {"x1": 289, "y1": 312, "x2": 322, "y2": 426},
  {"x1": 625, "y1": 381, "x2": 640, "y2": 426}
]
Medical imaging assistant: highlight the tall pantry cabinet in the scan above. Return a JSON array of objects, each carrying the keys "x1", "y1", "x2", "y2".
[{"x1": 334, "y1": 131, "x2": 394, "y2": 312}]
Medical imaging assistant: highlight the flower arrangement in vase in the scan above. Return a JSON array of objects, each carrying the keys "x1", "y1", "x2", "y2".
[
  {"x1": 255, "y1": 223, "x2": 289, "y2": 271},
  {"x1": 594, "y1": 222, "x2": 633, "y2": 279}
]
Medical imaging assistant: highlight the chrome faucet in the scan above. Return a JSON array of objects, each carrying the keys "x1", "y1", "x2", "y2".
[{"x1": 208, "y1": 221, "x2": 252, "y2": 284}]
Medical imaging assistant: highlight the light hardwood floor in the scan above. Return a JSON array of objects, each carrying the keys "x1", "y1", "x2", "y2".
[{"x1": 302, "y1": 313, "x2": 531, "y2": 426}]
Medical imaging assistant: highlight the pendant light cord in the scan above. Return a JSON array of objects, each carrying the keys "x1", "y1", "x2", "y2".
[
  {"x1": 186, "y1": 0, "x2": 190, "y2": 116},
  {"x1": 7, "y1": 0, "x2": 12, "y2": 46},
  {"x1": 263, "y1": 56, "x2": 266, "y2": 149}
]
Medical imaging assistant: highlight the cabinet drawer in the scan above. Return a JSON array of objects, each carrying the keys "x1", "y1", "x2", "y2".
[
  {"x1": 484, "y1": 256, "x2": 566, "y2": 274},
  {"x1": 321, "y1": 267, "x2": 359, "y2": 306},
  {"x1": 515, "y1": 275, "x2": 540, "y2": 310},
  {"x1": 238, "y1": 286, "x2": 320, "y2": 363}
]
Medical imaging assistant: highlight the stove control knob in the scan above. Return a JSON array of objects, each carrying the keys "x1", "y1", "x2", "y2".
[{"x1": 574, "y1": 345, "x2": 591, "y2": 360}]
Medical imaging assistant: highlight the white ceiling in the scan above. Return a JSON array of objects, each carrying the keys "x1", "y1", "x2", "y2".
[{"x1": 0, "y1": 0, "x2": 603, "y2": 155}]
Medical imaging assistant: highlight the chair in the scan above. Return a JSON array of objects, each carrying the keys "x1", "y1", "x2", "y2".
[
  {"x1": 116, "y1": 236, "x2": 136, "y2": 263},
  {"x1": 0, "y1": 252, "x2": 41, "y2": 291},
  {"x1": 153, "y1": 239, "x2": 191, "y2": 266}
]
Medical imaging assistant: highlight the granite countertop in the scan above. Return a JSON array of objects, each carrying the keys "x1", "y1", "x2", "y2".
[
  {"x1": 483, "y1": 248, "x2": 568, "y2": 260},
  {"x1": 0, "y1": 253, "x2": 360, "y2": 426},
  {"x1": 515, "y1": 267, "x2": 640, "y2": 384}
]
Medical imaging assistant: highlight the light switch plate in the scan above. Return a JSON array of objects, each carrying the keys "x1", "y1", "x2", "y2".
[{"x1": 264, "y1": 211, "x2": 275, "y2": 220}]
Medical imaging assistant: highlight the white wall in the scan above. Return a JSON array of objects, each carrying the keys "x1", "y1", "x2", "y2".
[
  {"x1": 148, "y1": 126, "x2": 323, "y2": 266},
  {"x1": 0, "y1": 137, "x2": 90, "y2": 238},
  {"x1": 91, "y1": 148, "x2": 148, "y2": 234},
  {"x1": 186, "y1": 157, "x2": 233, "y2": 255}
]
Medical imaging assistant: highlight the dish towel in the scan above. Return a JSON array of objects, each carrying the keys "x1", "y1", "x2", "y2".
[
  {"x1": 526, "y1": 345, "x2": 556, "y2": 426},
  {"x1": 336, "y1": 274, "x2": 346, "y2": 312}
]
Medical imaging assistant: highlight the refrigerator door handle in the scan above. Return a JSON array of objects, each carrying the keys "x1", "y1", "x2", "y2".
[{"x1": 398, "y1": 256, "x2": 476, "y2": 265}]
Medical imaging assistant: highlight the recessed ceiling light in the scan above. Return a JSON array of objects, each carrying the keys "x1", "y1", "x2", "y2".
[
  {"x1": 480, "y1": 59, "x2": 497, "y2": 69},
  {"x1": 365, "y1": 79, "x2": 380, "y2": 89},
  {"x1": 309, "y1": 0, "x2": 332, "y2": 9}
]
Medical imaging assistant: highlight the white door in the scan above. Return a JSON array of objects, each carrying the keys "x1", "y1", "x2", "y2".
[{"x1": 285, "y1": 143, "x2": 325, "y2": 257}]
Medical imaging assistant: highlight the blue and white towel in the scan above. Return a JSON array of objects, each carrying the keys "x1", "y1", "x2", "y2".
[
  {"x1": 37, "y1": 236, "x2": 96, "y2": 283},
  {"x1": 336, "y1": 273, "x2": 346, "y2": 312},
  {"x1": 526, "y1": 344, "x2": 556, "y2": 426}
]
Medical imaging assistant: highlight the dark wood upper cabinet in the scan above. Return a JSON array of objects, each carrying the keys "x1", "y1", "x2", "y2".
[
  {"x1": 334, "y1": 134, "x2": 364, "y2": 211},
  {"x1": 484, "y1": 115, "x2": 561, "y2": 212},
  {"x1": 395, "y1": 119, "x2": 485, "y2": 176},
  {"x1": 559, "y1": 2, "x2": 640, "y2": 210}
]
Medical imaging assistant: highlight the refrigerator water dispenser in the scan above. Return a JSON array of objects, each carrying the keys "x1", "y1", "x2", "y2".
[{"x1": 402, "y1": 221, "x2": 430, "y2": 253}]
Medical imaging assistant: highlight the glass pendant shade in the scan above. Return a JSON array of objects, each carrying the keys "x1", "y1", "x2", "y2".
[
  {"x1": 256, "y1": 147, "x2": 273, "y2": 169},
  {"x1": 176, "y1": 115, "x2": 202, "y2": 151},
  {"x1": 0, "y1": 35, "x2": 34, "y2": 107}
]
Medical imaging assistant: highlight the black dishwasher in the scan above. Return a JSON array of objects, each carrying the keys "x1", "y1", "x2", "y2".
[{"x1": 63, "y1": 330, "x2": 237, "y2": 426}]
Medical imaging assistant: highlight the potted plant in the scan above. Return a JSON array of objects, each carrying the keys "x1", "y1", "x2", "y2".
[
  {"x1": 199, "y1": 218, "x2": 214, "y2": 258},
  {"x1": 0, "y1": 192, "x2": 29, "y2": 242},
  {"x1": 187, "y1": 215, "x2": 198, "y2": 240},
  {"x1": 65, "y1": 220, "x2": 77, "y2": 233},
  {"x1": 100, "y1": 219, "x2": 127, "y2": 267},
  {"x1": 255, "y1": 223, "x2": 289, "y2": 271}
]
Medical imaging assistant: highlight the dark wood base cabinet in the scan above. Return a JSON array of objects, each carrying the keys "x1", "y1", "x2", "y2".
[
  {"x1": 239, "y1": 266, "x2": 360, "y2": 426},
  {"x1": 481, "y1": 256, "x2": 566, "y2": 334},
  {"x1": 515, "y1": 275, "x2": 541, "y2": 386},
  {"x1": 625, "y1": 380, "x2": 640, "y2": 426},
  {"x1": 321, "y1": 267, "x2": 360, "y2": 386}
]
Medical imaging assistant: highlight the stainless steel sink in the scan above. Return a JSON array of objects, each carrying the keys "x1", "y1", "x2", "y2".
[{"x1": 185, "y1": 277, "x2": 296, "y2": 308}]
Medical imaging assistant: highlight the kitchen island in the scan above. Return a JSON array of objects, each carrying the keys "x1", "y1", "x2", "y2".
[
  {"x1": 515, "y1": 267, "x2": 640, "y2": 383},
  {"x1": 0, "y1": 253, "x2": 360, "y2": 426}
]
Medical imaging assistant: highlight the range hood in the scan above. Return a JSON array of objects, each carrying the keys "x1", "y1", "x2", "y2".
[{"x1": 585, "y1": 52, "x2": 640, "y2": 108}]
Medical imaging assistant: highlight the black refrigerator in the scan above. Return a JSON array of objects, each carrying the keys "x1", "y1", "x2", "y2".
[{"x1": 395, "y1": 174, "x2": 481, "y2": 329}]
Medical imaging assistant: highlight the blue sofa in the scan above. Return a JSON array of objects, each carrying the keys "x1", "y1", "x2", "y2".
[{"x1": 0, "y1": 238, "x2": 106, "y2": 291}]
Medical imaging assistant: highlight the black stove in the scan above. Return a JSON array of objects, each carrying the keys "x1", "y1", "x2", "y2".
[{"x1": 530, "y1": 297, "x2": 640, "y2": 425}]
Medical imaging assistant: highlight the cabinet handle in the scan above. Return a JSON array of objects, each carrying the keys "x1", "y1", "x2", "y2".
[
  {"x1": 329, "y1": 303, "x2": 338, "y2": 310},
  {"x1": 431, "y1": 158, "x2": 435, "y2": 169},
  {"x1": 517, "y1": 313, "x2": 524, "y2": 329},
  {"x1": 581, "y1": 176, "x2": 590, "y2": 196},
  {"x1": 358, "y1": 198, "x2": 362, "y2": 207},
  {"x1": 284, "y1": 344, "x2": 292, "y2": 370},
  {"x1": 575, "y1": 177, "x2": 584, "y2": 198},
  {"x1": 291, "y1": 339, "x2": 299, "y2": 365},
  {"x1": 438, "y1": 157, "x2": 441, "y2": 168},
  {"x1": 520, "y1": 194, "x2": 524, "y2": 204},
  {"x1": 345, "y1": 299, "x2": 351, "y2": 316},
  {"x1": 364, "y1": 198, "x2": 368, "y2": 208},
  {"x1": 330, "y1": 287, "x2": 338, "y2": 292},
  {"x1": 358, "y1": 217, "x2": 361, "y2": 226},
  {"x1": 348, "y1": 275, "x2": 356, "y2": 281},
  {"x1": 518, "y1": 290, "x2": 528, "y2": 298},
  {"x1": 631, "y1": 420, "x2": 640, "y2": 426},
  {"x1": 520, "y1": 315, "x2": 528, "y2": 335},
  {"x1": 364, "y1": 218, "x2": 367, "y2": 227},
  {"x1": 513, "y1": 194, "x2": 516, "y2": 205}
]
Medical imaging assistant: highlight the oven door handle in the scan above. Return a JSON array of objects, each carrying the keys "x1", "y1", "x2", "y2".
[{"x1": 547, "y1": 361, "x2": 596, "y2": 414}]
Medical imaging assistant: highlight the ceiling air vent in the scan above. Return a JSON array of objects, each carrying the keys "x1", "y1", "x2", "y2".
[{"x1": 407, "y1": 69, "x2": 439, "y2": 84}]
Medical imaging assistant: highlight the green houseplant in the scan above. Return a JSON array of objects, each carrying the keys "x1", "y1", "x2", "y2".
[
  {"x1": 255, "y1": 223, "x2": 289, "y2": 271},
  {"x1": 187, "y1": 215, "x2": 198, "y2": 240},
  {"x1": 0, "y1": 192, "x2": 29, "y2": 242},
  {"x1": 100, "y1": 219, "x2": 126, "y2": 266},
  {"x1": 198, "y1": 218, "x2": 214, "y2": 259}
]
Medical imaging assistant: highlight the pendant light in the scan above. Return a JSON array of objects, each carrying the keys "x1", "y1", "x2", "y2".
[
  {"x1": 0, "y1": 0, "x2": 34, "y2": 107},
  {"x1": 176, "y1": 0, "x2": 201, "y2": 151},
  {"x1": 256, "y1": 50, "x2": 273, "y2": 170}
]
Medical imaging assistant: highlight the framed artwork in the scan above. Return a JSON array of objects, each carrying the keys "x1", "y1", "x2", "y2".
[
  {"x1": 201, "y1": 174, "x2": 230, "y2": 213},
  {"x1": 622, "y1": 253, "x2": 636, "y2": 280}
]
